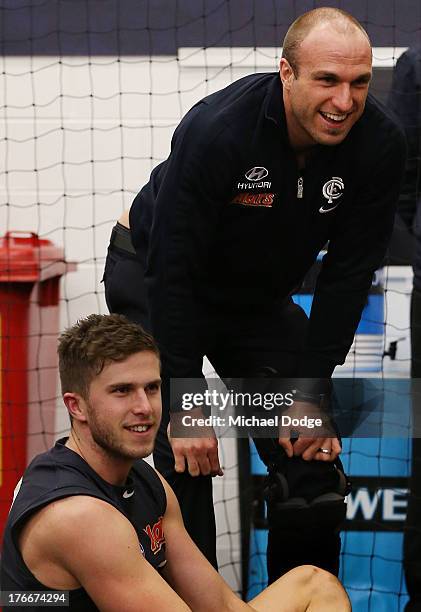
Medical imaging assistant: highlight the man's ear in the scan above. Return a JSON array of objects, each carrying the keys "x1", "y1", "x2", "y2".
[
  {"x1": 280, "y1": 58, "x2": 295, "y2": 90},
  {"x1": 63, "y1": 393, "x2": 88, "y2": 423}
]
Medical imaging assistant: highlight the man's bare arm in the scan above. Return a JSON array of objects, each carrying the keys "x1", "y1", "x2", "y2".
[
  {"x1": 159, "y1": 473, "x2": 250, "y2": 611},
  {"x1": 19, "y1": 495, "x2": 191, "y2": 612}
]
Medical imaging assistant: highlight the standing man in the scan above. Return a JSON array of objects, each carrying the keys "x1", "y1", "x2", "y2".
[
  {"x1": 103, "y1": 7, "x2": 406, "y2": 580},
  {"x1": 388, "y1": 46, "x2": 421, "y2": 612},
  {"x1": 2, "y1": 313, "x2": 351, "y2": 611}
]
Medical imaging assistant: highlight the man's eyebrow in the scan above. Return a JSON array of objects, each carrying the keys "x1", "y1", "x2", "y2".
[
  {"x1": 312, "y1": 71, "x2": 339, "y2": 79},
  {"x1": 312, "y1": 70, "x2": 372, "y2": 82},
  {"x1": 352, "y1": 72, "x2": 372, "y2": 82},
  {"x1": 107, "y1": 378, "x2": 162, "y2": 390},
  {"x1": 107, "y1": 382, "x2": 135, "y2": 390},
  {"x1": 146, "y1": 378, "x2": 162, "y2": 387}
]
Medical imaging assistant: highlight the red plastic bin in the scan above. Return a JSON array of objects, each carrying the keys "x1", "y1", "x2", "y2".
[{"x1": 0, "y1": 232, "x2": 75, "y2": 541}]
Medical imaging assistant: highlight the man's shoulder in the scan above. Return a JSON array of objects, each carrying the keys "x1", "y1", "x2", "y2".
[
  {"x1": 23, "y1": 494, "x2": 119, "y2": 535},
  {"x1": 132, "y1": 459, "x2": 166, "y2": 491},
  {"x1": 9, "y1": 441, "x2": 110, "y2": 532},
  {"x1": 20, "y1": 441, "x2": 97, "y2": 491},
  {"x1": 201, "y1": 72, "x2": 276, "y2": 110},
  {"x1": 359, "y1": 94, "x2": 406, "y2": 144},
  {"x1": 398, "y1": 45, "x2": 421, "y2": 68},
  {"x1": 131, "y1": 458, "x2": 162, "y2": 485},
  {"x1": 34, "y1": 494, "x2": 122, "y2": 528},
  {"x1": 11, "y1": 444, "x2": 72, "y2": 510},
  {"x1": 351, "y1": 94, "x2": 406, "y2": 167},
  {"x1": 175, "y1": 72, "x2": 277, "y2": 144},
  {"x1": 132, "y1": 459, "x2": 167, "y2": 501},
  {"x1": 395, "y1": 46, "x2": 421, "y2": 93}
]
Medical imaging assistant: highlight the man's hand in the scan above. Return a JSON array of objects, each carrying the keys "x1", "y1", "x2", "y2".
[
  {"x1": 289, "y1": 435, "x2": 342, "y2": 462},
  {"x1": 168, "y1": 408, "x2": 224, "y2": 477},
  {"x1": 278, "y1": 399, "x2": 341, "y2": 462}
]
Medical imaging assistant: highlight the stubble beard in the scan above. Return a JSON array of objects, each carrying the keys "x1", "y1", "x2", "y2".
[{"x1": 87, "y1": 404, "x2": 152, "y2": 461}]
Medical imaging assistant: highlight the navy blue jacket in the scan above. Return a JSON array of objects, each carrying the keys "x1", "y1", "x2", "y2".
[
  {"x1": 130, "y1": 72, "x2": 406, "y2": 387},
  {"x1": 388, "y1": 47, "x2": 421, "y2": 290}
]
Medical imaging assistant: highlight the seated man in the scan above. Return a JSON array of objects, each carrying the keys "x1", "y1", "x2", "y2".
[{"x1": 2, "y1": 314, "x2": 351, "y2": 611}]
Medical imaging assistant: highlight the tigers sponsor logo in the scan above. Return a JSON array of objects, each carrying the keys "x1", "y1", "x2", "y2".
[
  {"x1": 231, "y1": 192, "x2": 275, "y2": 207},
  {"x1": 144, "y1": 516, "x2": 165, "y2": 554}
]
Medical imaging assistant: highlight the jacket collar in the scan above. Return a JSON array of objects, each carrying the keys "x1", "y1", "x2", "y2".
[{"x1": 264, "y1": 72, "x2": 289, "y2": 143}]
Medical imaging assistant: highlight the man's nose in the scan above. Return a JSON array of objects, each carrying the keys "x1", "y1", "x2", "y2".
[
  {"x1": 331, "y1": 84, "x2": 353, "y2": 112},
  {"x1": 131, "y1": 390, "x2": 153, "y2": 415}
]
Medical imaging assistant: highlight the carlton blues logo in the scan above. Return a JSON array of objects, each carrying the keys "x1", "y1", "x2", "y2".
[
  {"x1": 144, "y1": 516, "x2": 165, "y2": 554},
  {"x1": 320, "y1": 176, "x2": 344, "y2": 213}
]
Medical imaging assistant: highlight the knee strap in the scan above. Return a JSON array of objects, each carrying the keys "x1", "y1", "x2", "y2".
[
  {"x1": 266, "y1": 491, "x2": 348, "y2": 531},
  {"x1": 264, "y1": 460, "x2": 351, "y2": 531}
]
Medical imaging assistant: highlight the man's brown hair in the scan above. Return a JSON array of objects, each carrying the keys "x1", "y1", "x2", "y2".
[
  {"x1": 58, "y1": 313, "x2": 160, "y2": 399},
  {"x1": 282, "y1": 7, "x2": 371, "y2": 75}
]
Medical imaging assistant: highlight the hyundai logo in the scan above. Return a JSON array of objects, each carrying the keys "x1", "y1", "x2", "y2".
[{"x1": 245, "y1": 166, "x2": 269, "y2": 182}]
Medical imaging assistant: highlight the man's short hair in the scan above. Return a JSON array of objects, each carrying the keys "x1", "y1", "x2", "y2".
[
  {"x1": 58, "y1": 313, "x2": 160, "y2": 399},
  {"x1": 282, "y1": 7, "x2": 371, "y2": 76}
]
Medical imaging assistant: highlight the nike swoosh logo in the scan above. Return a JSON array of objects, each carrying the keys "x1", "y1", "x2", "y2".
[
  {"x1": 123, "y1": 490, "x2": 134, "y2": 499},
  {"x1": 319, "y1": 203, "x2": 339, "y2": 214}
]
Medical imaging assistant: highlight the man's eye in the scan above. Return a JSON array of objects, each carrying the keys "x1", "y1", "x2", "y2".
[
  {"x1": 353, "y1": 79, "x2": 370, "y2": 87},
  {"x1": 113, "y1": 386, "x2": 130, "y2": 394},
  {"x1": 146, "y1": 383, "x2": 160, "y2": 393}
]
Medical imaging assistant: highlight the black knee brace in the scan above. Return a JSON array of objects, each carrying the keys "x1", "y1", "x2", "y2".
[
  {"x1": 263, "y1": 452, "x2": 351, "y2": 531},
  {"x1": 251, "y1": 366, "x2": 351, "y2": 533}
]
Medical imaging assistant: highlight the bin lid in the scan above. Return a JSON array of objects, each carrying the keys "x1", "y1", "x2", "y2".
[{"x1": 0, "y1": 232, "x2": 76, "y2": 282}]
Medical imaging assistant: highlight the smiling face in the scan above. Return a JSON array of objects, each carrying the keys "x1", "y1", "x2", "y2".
[
  {"x1": 281, "y1": 21, "x2": 372, "y2": 151},
  {"x1": 83, "y1": 350, "x2": 162, "y2": 461}
]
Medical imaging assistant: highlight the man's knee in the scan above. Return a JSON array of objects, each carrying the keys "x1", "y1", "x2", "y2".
[
  {"x1": 290, "y1": 564, "x2": 329, "y2": 585},
  {"x1": 294, "y1": 565, "x2": 350, "y2": 609},
  {"x1": 299, "y1": 564, "x2": 335, "y2": 583}
]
